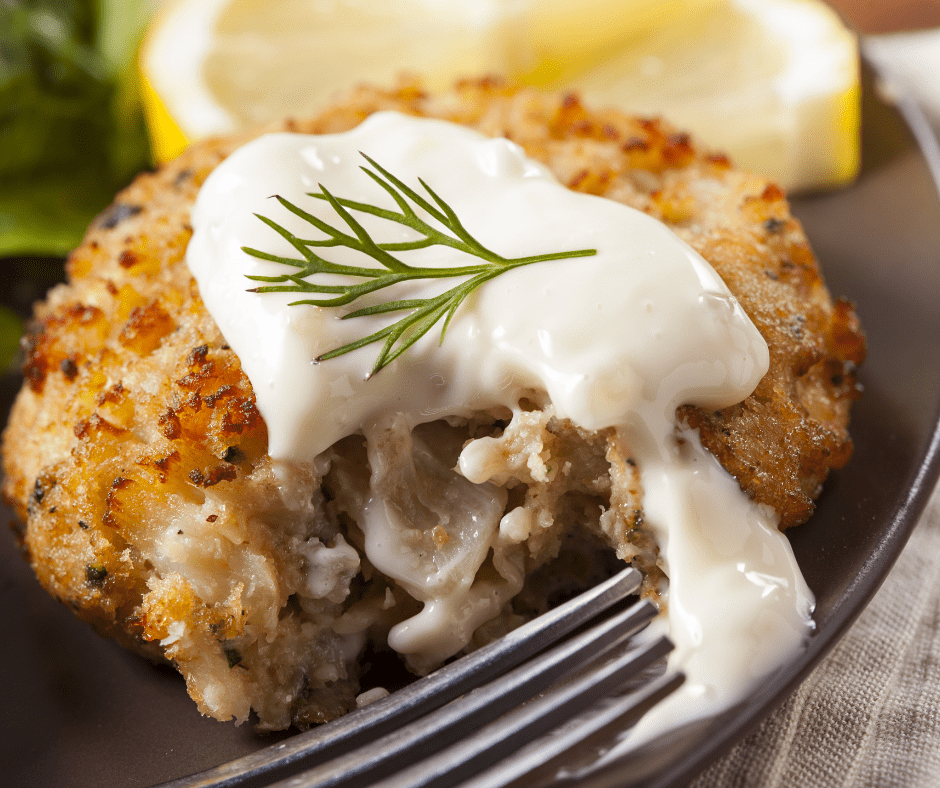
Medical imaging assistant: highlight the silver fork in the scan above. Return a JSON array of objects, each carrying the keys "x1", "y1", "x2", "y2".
[{"x1": 163, "y1": 566, "x2": 682, "y2": 788}]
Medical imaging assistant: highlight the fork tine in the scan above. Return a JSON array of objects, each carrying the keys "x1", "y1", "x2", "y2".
[
  {"x1": 453, "y1": 670, "x2": 685, "y2": 788},
  {"x1": 367, "y1": 636, "x2": 680, "y2": 788},
  {"x1": 271, "y1": 597, "x2": 662, "y2": 788},
  {"x1": 162, "y1": 567, "x2": 644, "y2": 787}
]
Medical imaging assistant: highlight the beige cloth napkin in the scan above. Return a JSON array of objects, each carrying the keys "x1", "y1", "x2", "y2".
[
  {"x1": 690, "y1": 34, "x2": 940, "y2": 788},
  {"x1": 689, "y1": 481, "x2": 940, "y2": 787}
]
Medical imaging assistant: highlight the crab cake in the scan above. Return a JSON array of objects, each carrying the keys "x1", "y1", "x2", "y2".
[{"x1": 1, "y1": 78, "x2": 864, "y2": 730}]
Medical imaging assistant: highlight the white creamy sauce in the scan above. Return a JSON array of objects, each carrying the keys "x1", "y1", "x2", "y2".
[{"x1": 187, "y1": 112, "x2": 814, "y2": 740}]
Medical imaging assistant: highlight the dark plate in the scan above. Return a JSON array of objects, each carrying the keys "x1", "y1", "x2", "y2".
[{"x1": 2, "y1": 64, "x2": 939, "y2": 788}]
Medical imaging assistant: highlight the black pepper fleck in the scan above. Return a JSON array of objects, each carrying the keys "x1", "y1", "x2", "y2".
[
  {"x1": 222, "y1": 446, "x2": 245, "y2": 464},
  {"x1": 223, "y1": 646, "x2": 243, "y2": 668},
  {"x1": 60, "y1": 357, "x2": 79, "y2": 379},
  {"x1": 85, "y1": 565, "x2": 108, "y2": 587},
  {"x1": 96, "y1": 202, "x2": 143, "y2": 230}
]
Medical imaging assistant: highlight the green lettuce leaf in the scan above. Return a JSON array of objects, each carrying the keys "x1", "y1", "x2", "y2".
[{"x1": 0, "y1": 0, "x2": 153, "y2": 257}]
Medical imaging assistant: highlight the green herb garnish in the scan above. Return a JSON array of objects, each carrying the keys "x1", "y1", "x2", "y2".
[
  {"x1": 243, "y1": 153, "x2": 597, "y2": 376},
  {"x1": 223, "y1": 646, "x2": 243, "y2": 669}
]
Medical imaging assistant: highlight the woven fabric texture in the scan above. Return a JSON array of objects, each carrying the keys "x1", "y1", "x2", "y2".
[{"x1": 691, "y1": 34, "x2": 940, "y2": 786}]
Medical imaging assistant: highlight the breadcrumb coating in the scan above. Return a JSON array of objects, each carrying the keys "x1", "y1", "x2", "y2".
[{"x1": 1, "y1": 77, "x2": 864, "y2": 729}]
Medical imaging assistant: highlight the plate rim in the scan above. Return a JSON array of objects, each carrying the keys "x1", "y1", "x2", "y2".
[{"x1": 604, "y1": 58, "x2": 940, "y2": 788}]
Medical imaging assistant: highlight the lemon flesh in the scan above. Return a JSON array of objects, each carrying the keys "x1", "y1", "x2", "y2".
[
  {"x1": 505, "y1": 0, "x2": 725, "y2": 85},
  {"x1": 140, "y1": 0, "x2": 859, "y2": 191},
  {"x1": 560, "y1": 0, "x2": 859, "y2": 191},
  {"x1": 142, "y1": 0, "x2": 522, "y2": 153}
]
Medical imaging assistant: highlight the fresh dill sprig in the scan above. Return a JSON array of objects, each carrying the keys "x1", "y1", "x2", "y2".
[{"x1": 242, "y1": 152, "x2": 597, "y2": 377}]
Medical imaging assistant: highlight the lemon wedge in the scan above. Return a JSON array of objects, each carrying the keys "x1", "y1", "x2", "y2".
[
  {"x1": 140, "y1": 0, "x2": 859, "y2": 191},
  {"x1": 557, "y1": 0, "x2": 860, "y2": 191},
  {"x1": 140, "y1": 0, "x2": 520, "y2": 161}
]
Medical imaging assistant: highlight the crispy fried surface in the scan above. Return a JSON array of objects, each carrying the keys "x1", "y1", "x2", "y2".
[{"x1": 1, "y1": 77, "x2": 864, "y2": 728}]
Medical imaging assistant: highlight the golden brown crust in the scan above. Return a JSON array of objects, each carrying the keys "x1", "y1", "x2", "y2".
[{"x1": 1, "y1": 76, "x2": 864, "y2": 725}]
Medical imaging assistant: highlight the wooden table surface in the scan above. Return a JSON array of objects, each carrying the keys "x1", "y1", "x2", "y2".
[{"x1": 827, "y1": 0, "x2": 940, "y2": 33}]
